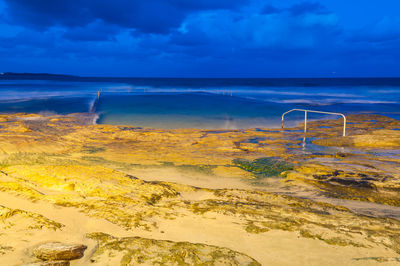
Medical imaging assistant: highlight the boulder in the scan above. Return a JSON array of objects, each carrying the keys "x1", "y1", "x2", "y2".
[{"x1": 33, "y1": 242, "x2": 87, "y2": 261}]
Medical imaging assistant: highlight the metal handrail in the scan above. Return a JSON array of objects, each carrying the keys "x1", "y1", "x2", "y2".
[{"x1": 281, "y1": 109, "x2": 347, "y2": 136}]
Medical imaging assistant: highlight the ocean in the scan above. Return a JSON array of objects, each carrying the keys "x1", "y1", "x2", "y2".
[{"x1": 0, "y1": 74, "x2": 399, "y2": 129}]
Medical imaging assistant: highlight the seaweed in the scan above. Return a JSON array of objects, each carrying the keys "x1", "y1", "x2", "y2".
[
  {"x1": 232, "y1": 157, "x2": 294, "y2": 178},
  {"x1": 81, "y1": 146, "x2": 106, "y2": 154}
]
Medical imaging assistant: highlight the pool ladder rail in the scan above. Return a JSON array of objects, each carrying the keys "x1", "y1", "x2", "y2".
[{"x1": 281, "y1": 109, "x2": 347, "y2": 137}]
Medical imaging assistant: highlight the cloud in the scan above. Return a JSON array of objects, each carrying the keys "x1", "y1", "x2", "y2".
[
  {"x1": 350, "y1": 16, "x2": 400, "y2": 43},
  {"x1": 261, "y1": 5, "x2": 282, "y2": 15},
  {"x1": 0, "y1": 0, "x2": 399, "y2": 77},
  {"x1": 288, "y1": 1, "x2": 327, "y2": 16},
  {"x1": 2, "y1": 0, "x2": 250, "y2": 34},
  {"x1": 170, "y1": 3, "x2": 340, "y2": 55},
  {"x1": 0, "y1": 1, "x2": 345, "y2": 77},
  {"x1": 1, "y1": 1, "x2": 342, "y2": 58},
  {"x1": 63, "y1": 20, "x2": 120, "y2": 41}
]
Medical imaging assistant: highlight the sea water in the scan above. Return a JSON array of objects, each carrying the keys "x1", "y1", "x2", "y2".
[{"x1": 0, "y1": 76, "x2": 399, "y2": 129}]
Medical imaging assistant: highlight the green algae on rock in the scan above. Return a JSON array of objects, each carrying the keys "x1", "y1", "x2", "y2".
[{"x1": 232, "y1": 157, "x2": 294, "y2": 178}]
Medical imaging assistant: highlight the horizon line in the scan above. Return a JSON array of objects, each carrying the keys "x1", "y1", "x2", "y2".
[{"x1": 1, "y1": 72, "x2": 400, "y2": 79}]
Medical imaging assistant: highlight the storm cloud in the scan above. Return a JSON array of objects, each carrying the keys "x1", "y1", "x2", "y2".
[{"x1": 0, "y1": 0, "x2": 399, "y2": 77}]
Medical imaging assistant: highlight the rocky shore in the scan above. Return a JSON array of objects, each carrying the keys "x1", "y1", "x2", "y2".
[{"x1": 0, "y1": 113, "x2": 399, "y2": 265}]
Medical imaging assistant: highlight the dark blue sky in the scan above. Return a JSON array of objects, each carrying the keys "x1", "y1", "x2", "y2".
[{"x1": 0, "y1": 0, "x2": 399, "y2": 77}]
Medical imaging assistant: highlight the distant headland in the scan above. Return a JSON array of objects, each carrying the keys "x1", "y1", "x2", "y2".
[{"x1": 0, "y1": 72, "x2": 78, "y2": 80}]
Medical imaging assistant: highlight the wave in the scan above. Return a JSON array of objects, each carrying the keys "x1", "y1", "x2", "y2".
[
  {"x1": 368, "y1": 89, "x2": 400, "y2": 94},
  {"x1": 88, "y1": 92, "x2": 102, "y2": 124},
  {"x1": 0, "y1": 91, "x2": 91, "y2": 102},
  {"x1": 227, "y1": 89, "x2": 364, "y2": 98},
  {"x1": 275, "y1": 99, "x2": 331, "y2": 106},
  {"x1": 274, "y1": 99, "x2": 397, "y2": 105},
  {"x1": 117, "y1": 87, "x2": 365, "y2": 98},
  {"x1": 88, "y1": 96, "x2": 98, "y2": 113},
  {"x1": 338, "y1": 99, "x2": 398, "y2": 104},
  {"x1": 90, "y1": 112, "x2": 100, "y2": 125}
]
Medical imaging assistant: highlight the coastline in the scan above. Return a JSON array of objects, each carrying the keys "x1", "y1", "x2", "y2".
[{"x1": 0, "y1": 112, "x2": 399, "y2": 265}]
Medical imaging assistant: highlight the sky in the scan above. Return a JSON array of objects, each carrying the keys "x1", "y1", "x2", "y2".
[{"x1": 0, "y1": 0, "x2": 399, "y2": 77}]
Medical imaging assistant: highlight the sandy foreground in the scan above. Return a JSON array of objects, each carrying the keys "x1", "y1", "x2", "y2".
[{"x1": 0, "y1": 113, "x2": 399, "y2": 265}]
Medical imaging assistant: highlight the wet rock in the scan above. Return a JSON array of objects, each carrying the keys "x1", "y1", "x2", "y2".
[
  {"x1": 313, "y1": 130, "x2": 400, "y2": 148},
  {"x1": 327, "y1": 178, "x2": 377, "y2": 190},
  {"x1": 33, "y1": 242, "x2": 87, "y2": 261}
]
